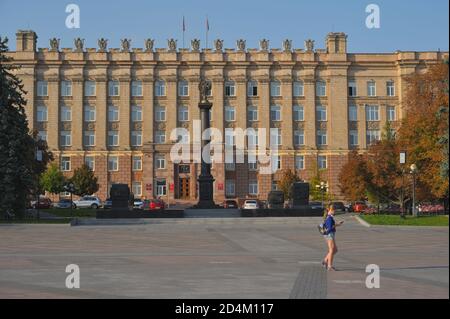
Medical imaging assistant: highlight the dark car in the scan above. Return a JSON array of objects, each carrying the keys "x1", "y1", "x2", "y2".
[
  {"x1": 31, "y1": 197, "x2": 52, "y2": 209},
  {"x1": 223, "y1": 200, "x2": 238, "y2": 209},
  {"x1": 53, "y1": 199, "x2": 74, "y2": 209},
  {"x1": 310, "y1": 201, "x2": 324, "y2": 210},
  {"x1": 332, "y1": 202, "x2": 346, "y2": 212},
  {"x1": 103, "y1": 198, "x2": 112, "y2": 209}
]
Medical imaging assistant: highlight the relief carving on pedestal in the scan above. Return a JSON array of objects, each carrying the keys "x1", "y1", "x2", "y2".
[
  {"x1": 367, "y1": 121, "x2": 380, "y2": 129},
  {"x1": 157, "y1": 122, "x2": 166, "y2": 130}
]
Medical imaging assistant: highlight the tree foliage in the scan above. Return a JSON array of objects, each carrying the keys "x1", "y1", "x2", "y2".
[
  {"x1": 40, "y1": 164, "x2": 66, "y2": 195},
  {"x1": 277, "y1": 169, "x2": 300, "y2": 200},
  {"x1": 70, "y1": 164, "x2": 99, "y2": 197},
  {"x1": 338, "y1": 150, "x2": 371, "y2": 202}
]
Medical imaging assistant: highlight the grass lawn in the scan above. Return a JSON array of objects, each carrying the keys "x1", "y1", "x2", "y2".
[
  {"x1": 0, "y1": 218, "x2": 72, "y2": 224},
  {"x1": 41, "y1": 208, "x2": 97, "y2": 218},
  {"x1": 360, "y1": 214, "x2": 449, "y2": 226}
]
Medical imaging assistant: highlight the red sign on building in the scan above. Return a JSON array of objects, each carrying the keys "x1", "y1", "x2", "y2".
[
  {"x1": 217, "y1": 183, "x2": 224, "y2": 191},
  {"x1": 145, "y1": 184, "x2": 152, "y2": 191},
  {"x1": 169, "y1": 183, "x2": 175, "y2": 191}
]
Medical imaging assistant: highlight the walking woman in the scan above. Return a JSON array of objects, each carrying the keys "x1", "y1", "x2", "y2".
[{"x1": 322, "y1": 205, "x2": 344, "y2": 271}]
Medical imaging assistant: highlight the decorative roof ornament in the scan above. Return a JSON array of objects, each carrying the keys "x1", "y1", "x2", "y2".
[
  {"x1": 121, "y1": 38, "x2": 131, "y2": 52},
  {"x1": 214, "y1": 39, "x2": 223, "y2": 52},
  {"x1": 191, "y1": 39, "x2": 200, "y2": 52},
  {"x1": 259, "y1": 39, "x2": 269, "y2": 51},
  {"x1": 144, "y1": 39, "x2": 154, "y2": 52},
  {"x1": 283, "y1": 39, "x2": 292, "y2": 52},
  {"x1": 49, "y1": 38, "x2": 60, "y2": 51},
  {"x1": 305, "y1": 39, "x2": 315, "y2": 52},
  {"x1": 98, "y1": 38, "x2": 108, "y2": 52},
  {"x1": 168, "y1": 38, "x2": 177, "y2": 51},
  {"x1": 236, "y1": 39, "x2": 246, "y2": 51},
  {"x1": 74, "y1": 38, "x2": 84, "y2": 52}
]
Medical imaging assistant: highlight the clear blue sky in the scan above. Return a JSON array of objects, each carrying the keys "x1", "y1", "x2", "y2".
[{"x1": 0, "y1": 0, "x2": 448, "y2": 52}]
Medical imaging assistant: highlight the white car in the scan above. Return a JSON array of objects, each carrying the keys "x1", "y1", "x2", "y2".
[
  {"x1": 243, "y1": 200, "x2": 259, "y2": 210},
  {"x1": 72, "y1": 196, "x2": 102, "y2": 209},
  {"x1": 133, "y1": 198, "x2": 144, "y2": 210}
]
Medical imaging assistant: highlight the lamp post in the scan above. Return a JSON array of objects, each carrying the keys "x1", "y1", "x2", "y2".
[
  {"x1": 399, "y1": 151, "x2": 407, "y2": 218},
  {"x1": 316, "y1": 181, "x2": 328, "y2": 211},
  {"x1": 410, "y1": 164, "x2": 418, "y2": 217},
  {"x1": 64, "y1": 182, "x2": 75, "y2": 217}
]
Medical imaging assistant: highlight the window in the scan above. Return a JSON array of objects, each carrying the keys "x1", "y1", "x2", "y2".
[
  {"x1": 225, "y1": 106, "x2": 235, "y2": 122},
  {"x1": 248, "y1": 181, "x2": 258, "y2": 195},
  {"x1": 84, "y1": 105, "x2": 96, "y2": 122},
  {"x1": 367, "y1": 80, "x2": 376, "y2": 97},
  {"x1": 155, "y1": 80, "x2": 166, "y2": 96},
  {"x1": 225, "y1": 180, "x2": 235, "y2": 197},
  {"x1": 295, "y1": 155, "x2": 305, "y2": 170},
  {"x1": 270, "y1": 130, "x2": 282, "y2": 146},
  {"x1": 316, "y1": 81, "x2": 326, "y2": 97},
  {"x1": 60, "y1": 81, "x2": 72, "y2": 97},
  {"x1": 131, "y1": 80, "x2": 143, "y2": 97},
  {"x1": 60, "y1": 106, "x2": 71, "y2": 122},
  {"x1": 225, "y1": 81, "x2": 235, "y2": 97},
  {"x1": 349, "y1": 105, "x2": 358, "y2": 121},
  {"x1": 178, "y1": 80, "x2": 189, "y2": 96},
  {"x1": 386, "y1": 81, "x2": 395, "y2": 97},
  {"x1": 316, "y1": 105, "x2": 327, "y2": 121},
  {"x1": 225, "y1": 163, "x2": 236, "y2": 171},
  {"x1": 247, "y1": 129, "x2": 258, "y2": 148},
  {"x1": 84, "y1": 81, "x2": 96, "y2": 96},
  {"x1": 37, "y1": 81, "x2": 48, "y2": 96},
  {"x1": 38, "y1": 131, "x2": 47, "y2": 141},
  {"x1": 61, "y1": 156, "x2": 71, "y2": 171},
  {"x1": 293, "y1": 81, "x2": 304, "y2": 97},
  {"x1": 85, "y1": 156, "x2": 95, "y2": 171},
  {"x1": 37, "y1": 106, "x2": 48, "y2": 122},
  {"x1": 60, "y1": 131, "x2": 71, "y2": 146},
  {"x1": 317, "y1": 130, "x2": 327, "y2": 146},
  {"x1": 108, "y1": 131, "x2": 119, "y2": 146},
  {"x1": 349, "y1": 130, "x2": 358, "y2": 146},
  {"x1": 132, "y1": 182, "x2": 142, "y2": 197},
  {"x1": 132, "y1": 156, "x2": 142, "y2": 171},
  {"x1": 225, "y1": 130, "x2": 236, "y2": 146},
  {"x1": 155, "y1": 106, "x2": 166, "y2": 122},
  {"x1": 248, "y1": 160, "x2": 258, "y2": 171},
  {"x1": 156, "y1": 180, "x2": 167, "y2": 196},
  {"x1": 366, "y1": 105, "x2": 379, "y2": 121},
  {"x1": 84, "y1": 131, "x2": 95, "y2": 146},
  {"x1": 270, "y1": 105, "x2": 281, "y2": 121},
  {"x1": 108, "y1": 80, "x2": 119, "y2": 96},
  {"x1": 178, "y1": 106, "x2": 189, "y2": 122},
  {"x1": 247, "y1": 106, "x2": 258, "y2": 122},
  {"x1": 155, "y1": 154, "x2": 166, "y2": 169},
  {"x1": 177, "y1": 130, "x2": 189, "y2": 144},
  {"x1": 387, "y1": 106, "x2": 396, "y2": 121},
  {"x1": 131, "y1": 105, "x2": 142, "y2": 122},
  {"x1": 294, "y1": 130, "x2": 304, "y2": 146},
  {"x1": 348, "y1": 80, "x2": 357, "y2": 97},
  {"x1": 108, "y1": 105, "x2": 119, "y2": 122},
  {"x1": 318, "y1": 155, "x2": 327, "y2": 169},
  {"x1": 293, "y1": 105, "x2": 304, "y2": 121},
  {"x1": 366, "y1": 130, "x2": 381, "y2": 145},
  {"x1": 155, "y1": 130, "x2": 166, "y2": 144},
  {"x1": 271, "y1": 180, "x2": 279, "y2": 191},
  {"x1": 272, "y1": 155, "x2": 282, "y2": 171},
  {"x1": 131, "y1": 131, "x2": 142, "y2": 146},
  {"x1": 247, "y1": 80, "x2": 258, "y2": 96},
  {"x1": 270, "y1": 81, "x2": 281, "y2": 97},
  {"x1": 108, "y1": 156, "x2": 119, "y2": 171}
]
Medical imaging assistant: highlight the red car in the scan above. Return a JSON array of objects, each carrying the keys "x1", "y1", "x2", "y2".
[
  {"x1": 353, "y1": 202, "x2": 367, "y2": 213},
  {"x1": 31, "y1": 198, "x2": 52, "y2": 209},
  {"x1": 143, "y1": 199, "x2": 166, "y2": 211}
]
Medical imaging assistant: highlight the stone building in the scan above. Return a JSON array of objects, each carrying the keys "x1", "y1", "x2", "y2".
[{"x1": 9, "y1": 30, "x2": 448, "y2": 203}]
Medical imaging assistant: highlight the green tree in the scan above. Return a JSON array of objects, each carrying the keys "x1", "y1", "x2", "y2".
[
  {"x1": 277, "y1": 169, "x2": 300, "y2": 200},
  {"x1": 70, "y1": 164, "x2": 99, "y2": 197},
  {"x1": 0, "y1": 37, "x2": 36, "y2": 216},
  {"x1": 40, "y1": 164, "x2": 66, "y2": 195},
  {"x1": 308, "y1": 160, "x2": 327, "y2": 201}
]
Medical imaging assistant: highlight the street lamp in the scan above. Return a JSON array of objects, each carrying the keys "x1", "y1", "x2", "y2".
[
  {"x1": 64, "y1": 182, "x2": 75, "y2": 217},
  {"x1": 410, "y1": 164, "x2": 418, "y2": 217},
  {"x1": 316, "y1": 181, "x2": 328, "y2": 210},
  {"x1": 399, "y1": 151, "x2": 407, "y2": 218}
]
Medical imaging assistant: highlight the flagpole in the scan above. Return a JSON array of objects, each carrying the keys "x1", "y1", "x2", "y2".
[
  {"x1": 182, "y1": 16, "x2": 185, "y2": 49},
  {"x1": 206, "y1": 15, "x2": 209, "y2": 50}
]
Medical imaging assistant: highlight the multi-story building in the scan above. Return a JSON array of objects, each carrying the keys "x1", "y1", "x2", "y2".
[{"x1": 9, "y1": 30, "x2": 448, "y2": 203}]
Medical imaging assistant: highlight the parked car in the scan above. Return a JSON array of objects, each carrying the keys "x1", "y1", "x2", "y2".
[
  {"x1": 143, "y1": 199, "x2": 166, "y2": 211},
  {"x1": 223, "y1": 200, "x2": 238, "y2": 209},
  {"x1": 72, "y1": 196, "x2": 102, "y2": 209},
  {"x1": 309, "y1": 201, "x2": 324, "y2": 210},
  {"x1": 30, "y1": 197, "x2": 52, "y2": 209},
  {"x1": 103, "y1": 198, "x2": 112, "y2": 209},
  {"x1": 331, "y1": 202, "x2": 346, "y2": 212},
  {"x1": 344, "y1": 203, "x2": 354, "y2": 212},
  {"x1": 242, "y1": 200, "x2": 259, "y2": 210},
  {"x1": 353, "y1": 201, "x2": 367, "y2": 213},
  {"x1": 53, "y1": 199, "x2": 74, "y2": 209},
  {"x1": 418, "y1": 203, "x2": 445, "y2": 214},
  {"x1": 133, "y1": 198, "x2": 144, "y2": 210},
  {"x1": 267, "y1": 191, "x2": 285, "y2": 209}
]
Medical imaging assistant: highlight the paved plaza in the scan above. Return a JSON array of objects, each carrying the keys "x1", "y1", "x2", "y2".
[{"x1": 0, "y1": 215, "x2": 448, "y2": 299}]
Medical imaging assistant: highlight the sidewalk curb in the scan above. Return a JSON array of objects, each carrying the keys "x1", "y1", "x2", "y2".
[{"x1": 354, "y1": 215, "x2": 371, "y2": 228}]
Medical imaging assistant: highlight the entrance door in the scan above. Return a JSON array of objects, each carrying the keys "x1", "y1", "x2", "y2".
[{"x1": 179, "y1": 178, "x2": 190, "y2": 199}]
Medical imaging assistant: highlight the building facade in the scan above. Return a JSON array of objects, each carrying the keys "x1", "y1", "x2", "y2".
[{"x1": 9, "y1": 30, "x2": 448, "y2": 203}]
